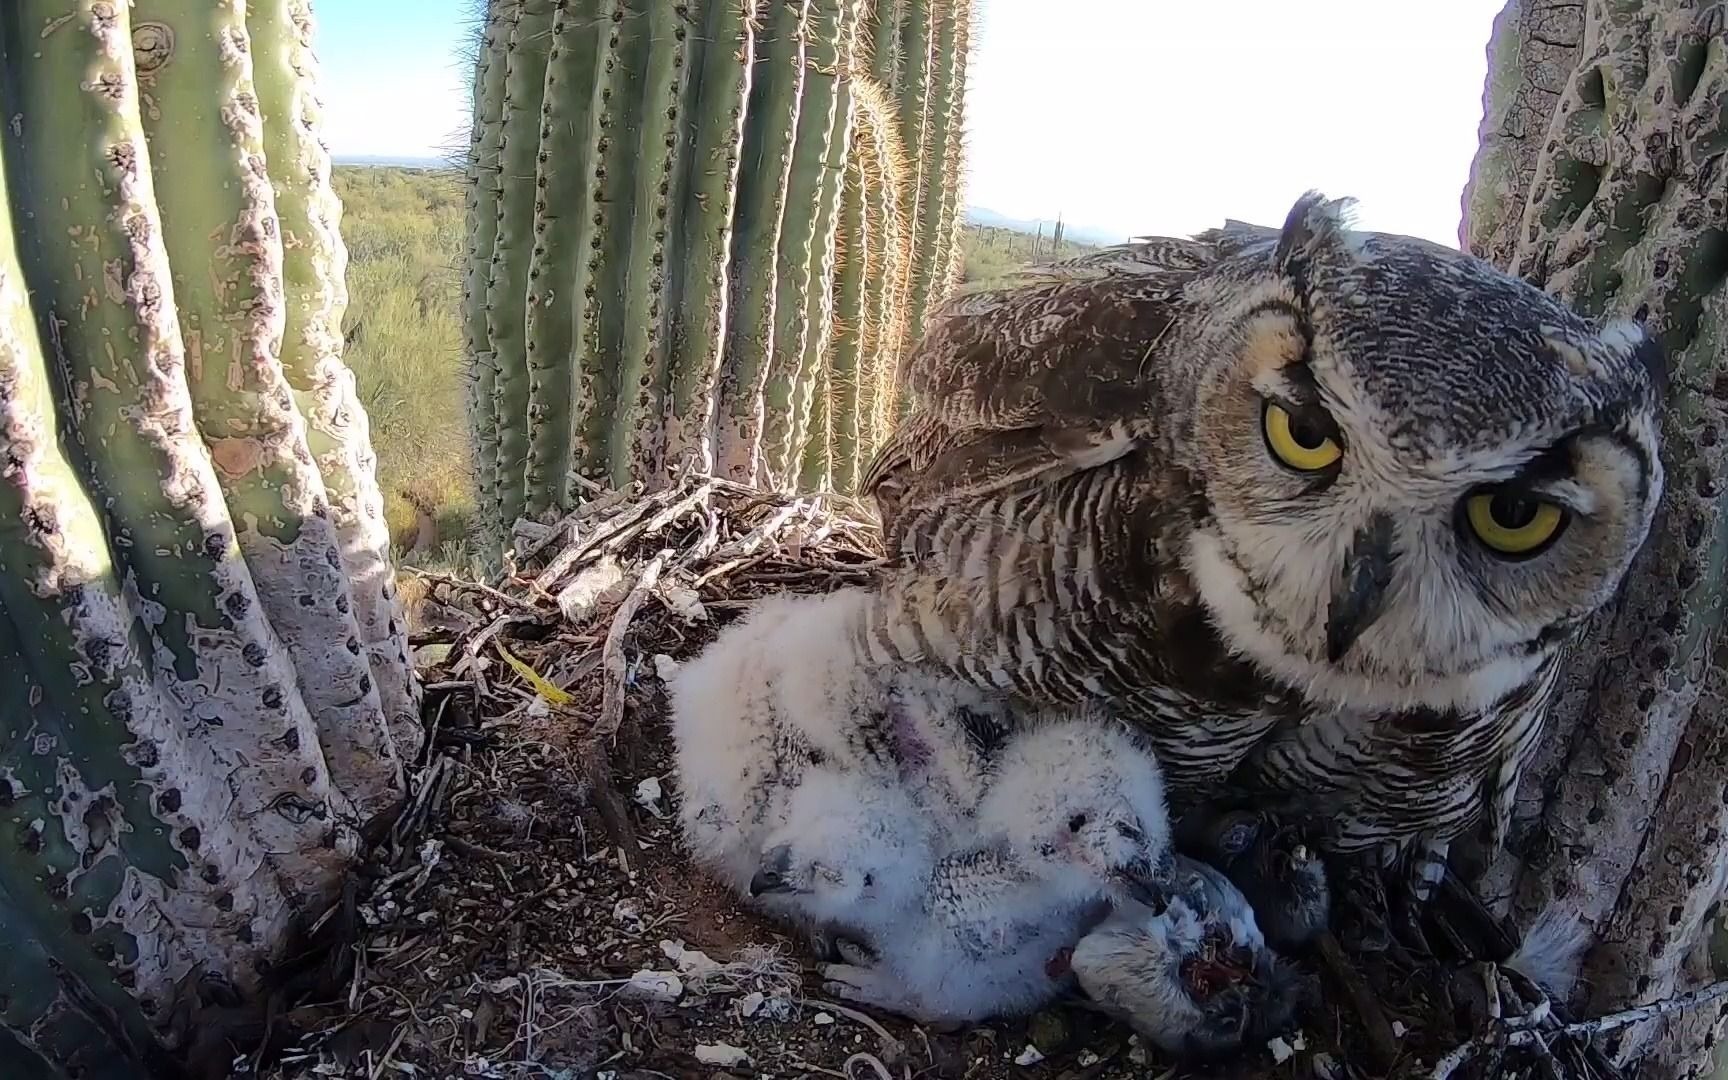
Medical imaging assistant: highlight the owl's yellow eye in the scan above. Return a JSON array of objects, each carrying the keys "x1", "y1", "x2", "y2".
[
  {"x1": 1464, "y1": 489, "x2": 1566, "y2": 556},
  {"x1": 1262, "y1": 402, "x2": 1343, "y2": 472}
]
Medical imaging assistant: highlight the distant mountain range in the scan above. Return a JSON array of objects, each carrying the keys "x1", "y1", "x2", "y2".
[
  {"x1": 334, "y1": 154, "x2": 453, "y2": 170},
  {"x1": 964, "y1": 207, "x2": 1125, "y2": 246}
]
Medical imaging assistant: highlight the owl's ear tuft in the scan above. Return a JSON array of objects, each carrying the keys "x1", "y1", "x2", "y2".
[
  {"x1": 1273, "y1": 191, "x2": 1358, "y2": 284},
  {"x1": 1597, "y1": 316, "x2": 1667, "y2": 399}
]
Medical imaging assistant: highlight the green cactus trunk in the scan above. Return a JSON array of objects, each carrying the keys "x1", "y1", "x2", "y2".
[
  {"x1": 1462, "y1": 0, "x2": 1728, "y2": 1072},
  {"x1": 903, "y1": 0, "x2": 960, "y2": 349},
  {"x1": 0, "y1": 1, "x2": 416, "y2": 1071},
  {"x1": 468, "y1": 0, "x2": 970, "y2": 533}
]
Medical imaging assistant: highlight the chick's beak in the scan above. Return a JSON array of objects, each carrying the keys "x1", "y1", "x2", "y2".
[
  {"x1": 748, "y1": 869, "x2": 791, "y2": 896},
  {"x1": 750, "y1": 844, "x2": 795, "y2": 896}
]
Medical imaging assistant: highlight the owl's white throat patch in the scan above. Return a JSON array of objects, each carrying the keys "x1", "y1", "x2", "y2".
[{"x1": 1183, "y1": 528, "x2": 1538, "y2": 714}]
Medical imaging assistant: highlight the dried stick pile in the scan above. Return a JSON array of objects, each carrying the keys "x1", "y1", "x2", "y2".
[{"x1": 248, "y1": 473, "x2": 1721, "y2": 1080}]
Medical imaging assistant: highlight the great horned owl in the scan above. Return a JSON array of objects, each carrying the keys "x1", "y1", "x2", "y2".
[{"x1": 858, "y1": 192, "x2": 1665, "y2": 889}]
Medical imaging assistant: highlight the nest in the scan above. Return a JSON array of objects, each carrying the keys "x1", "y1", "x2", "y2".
[{"x1": 244, "y1": 472, "x2": 1680, "y2": 1080}]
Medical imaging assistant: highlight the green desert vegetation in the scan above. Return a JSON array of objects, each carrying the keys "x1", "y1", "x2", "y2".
[{"x1": 334, "y1": 163, "x2": 1078, "y2": 564}]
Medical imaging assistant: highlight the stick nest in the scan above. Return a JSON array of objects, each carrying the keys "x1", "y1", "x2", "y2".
[{"x1": 246, "y1": 472, "x2": 1635, "y2": 1080}]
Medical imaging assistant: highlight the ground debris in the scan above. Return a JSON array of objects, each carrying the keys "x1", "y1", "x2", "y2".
[{"x1": 256, "y1": 475, "x2": 1631, "y2": 1080}]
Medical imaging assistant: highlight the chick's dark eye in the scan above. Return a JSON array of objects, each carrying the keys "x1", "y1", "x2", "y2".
[
  {"x1": 1068, "y1": 813, "x2": 1088, "y2": 832},
  {"x1": 862, "y1": 873, "x2": 873, "y2": 887}
]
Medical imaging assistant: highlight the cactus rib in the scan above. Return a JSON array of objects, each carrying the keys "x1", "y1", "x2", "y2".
[
  {"x1": 613, "y1": 1, "x2": 691, "y2": 485},
  {"x1": 904, "y1": 0, "x2": 959, "y2": 349},
  {"x1": 714, "y1": 0, "x2": 811, "y2": 484},
  {"x1": 488, "y1": 0, "x2": 558, "y2": 528},
  {"x1": 522, "y1": 0, "x2": 612, "y2": 514},
  {"x1": 761, "y1": 0, "x2": 850, "y2": 488},
  {"x1": 251, "y1": 0, "x2": 423, "y2": 767},
  {"x1": 466, "y1": 1, "x2": 518, "y2": 529},
  {"x1": 661, "y1": 0, "x2": 761, "y2": 474}
]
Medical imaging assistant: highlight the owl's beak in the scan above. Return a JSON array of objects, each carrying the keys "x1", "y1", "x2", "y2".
[{"x1": 1326, "y1": 514, "x2": 1397, "y2": 663}]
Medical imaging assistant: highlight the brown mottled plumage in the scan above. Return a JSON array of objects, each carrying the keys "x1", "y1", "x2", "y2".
[{"x1": 857, "y1": 192, "x2": 1665, "y2": 893}]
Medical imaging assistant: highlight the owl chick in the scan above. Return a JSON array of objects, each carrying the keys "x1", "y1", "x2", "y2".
[
  {"x1": 1071, "y1": 855, "x2": 1304, "y2": 1062},
  {"x1": 745, "y1": 765, "x2": 940, "y2": 947},
  {"x1": 670, "y1": 586, "x2": 1008, "y2": 902},
  {"x1": 819, "y1": 716, "x2": 1176, "y2": 1023},
  {"x1": 859, "y1": 190, "x2": 1666, "y2": 892},
  {"x1": 1175, "y1": 800, "x2": 1331, "y2": 952}
]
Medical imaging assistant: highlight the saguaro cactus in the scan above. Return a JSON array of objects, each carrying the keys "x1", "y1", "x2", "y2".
[
  {"x1": 467, "y1": 0, "x2": 975, "y2": 540},
  {"x1": 0, "y1": 1, "x2": 417, "y2": 1072},
  {"x1": 1461, "y1": 0, "x2": 1728, "y2": 1072}
]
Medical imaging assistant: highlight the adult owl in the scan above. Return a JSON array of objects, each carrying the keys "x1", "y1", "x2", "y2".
[{"x1": 857, "y1": 192, "x2": 1665, "y2": 891}]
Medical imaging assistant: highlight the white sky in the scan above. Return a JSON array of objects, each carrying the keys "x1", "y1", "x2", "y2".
[
  {"x1": 962, "y1": 0, "x2": 1508, "y2": 246},
  {"x1": 315, "y1": 0, "x2": 1509, "y2": 248}
]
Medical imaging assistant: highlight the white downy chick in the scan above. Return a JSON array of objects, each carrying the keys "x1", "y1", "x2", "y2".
[
  {"x1": 671, "y1": 587, "x2": 1008, "y2": 908},
  {"x1": 745, "y1": 766, "x2": 940, "y2": 945},
  {"x1": 820, "y1": 715, "x2": 1177, "y2": 1024},
  {"x1": 1071, "y1": 855, "x2": 1303, "y2": 1062}
]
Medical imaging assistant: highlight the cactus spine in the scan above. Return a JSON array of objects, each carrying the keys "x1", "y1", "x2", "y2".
[
  {"x1": 0, "y1": 0, "x2": 416, "y2": 1071},
  {"x1": 468, "y1": 0, "x2": 973, "y2": 535},
  {"x1": 1463, "y1": 0, "x2": 1727, "y2": 1071}
]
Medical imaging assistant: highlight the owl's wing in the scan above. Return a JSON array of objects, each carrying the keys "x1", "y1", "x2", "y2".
[{"x1": 863, "y1": 264, "x2": 1197, "y2": 537}]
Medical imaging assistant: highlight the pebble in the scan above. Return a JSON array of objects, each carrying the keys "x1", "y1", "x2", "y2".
[
  {"x1": 813, "y1": 1012, "x2": 835, "y2": 1026},
  {"x1": 694, "y1": 1043, "x2": 750, "y2": 1068},
  {"x1": 1013, "y1": 1045, "x2": 1045, "y2": 1066},
  {"x1": 1077, "y1": 1050, "x2": 1101, "y2": 1067},
  {"x1": 738, "y1": 991, "x2": 765, "y2": 1018}
]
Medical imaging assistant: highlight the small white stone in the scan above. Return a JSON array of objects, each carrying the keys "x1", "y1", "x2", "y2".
[
  {"x1": 1392, "y1": 1020, "x2": 1408, "y2": 1038},
  {"x1": 738, "y1": 991, "x2": 765, "y2": 1017},
  {"x1": 694, "y1": 1043, "x2": 750, "y2": 1068},
  {"x1": 1013, "y1": 1045, "x2": 1044, "y2": 1066},
  {"x1": 653, "y1": 653, "x2": 681, "y2": 680},
  {"x1": 1267, "y1": 1036, "x2": 1294, "y2": 1064},
  {"x1": 1077, "y1": 1050, "x2": 1101, "y2": 1067},
  {"x1": 612, "y1": 898, "x2": 644, "y2": 931},
  {"x1": 662, "y1": 586, "x2": 708, "y2": 623},
  {"x1": 813, "y1": 1011, "x2": 835, "y2": 1026},
  {"x1": 635, "y1": 777, "x2": 667, "y2": 816},
  {"x1": 623, "y1": 969, "x2": 684, "y2": 1003}
]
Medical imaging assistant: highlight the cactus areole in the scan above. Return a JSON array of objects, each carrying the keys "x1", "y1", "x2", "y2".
[
  {"x1": 0, "y1": 1, "x2": 419, "y2": 1072},
  {"x1": 467, "y1": 0, "x2": 973, "y2": 544}
]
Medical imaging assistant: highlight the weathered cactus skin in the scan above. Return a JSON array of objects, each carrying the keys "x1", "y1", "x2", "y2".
[
  {"x1": 1462, "y1": 0, "x2": 1728, "y2": 1071},
  {"x1": 469, "y1": 0, "x2": 970, "y2": 535},
  {"x1": 0, "y1": 0, "x2": 417, "y2": 1071}
]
